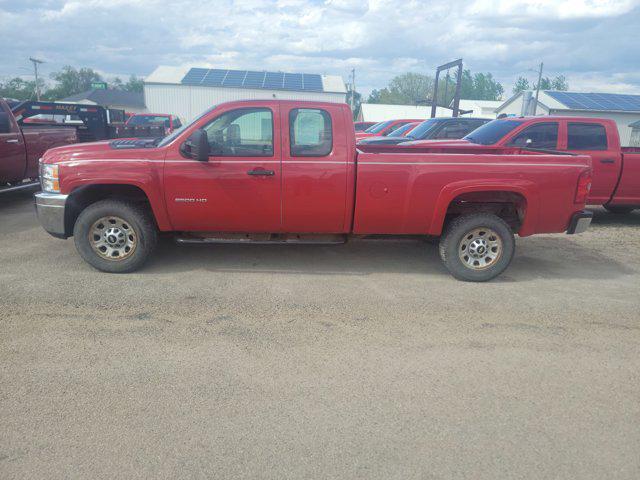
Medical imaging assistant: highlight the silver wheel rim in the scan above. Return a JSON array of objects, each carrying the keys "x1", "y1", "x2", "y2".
[
  {"x1": 458, "y1": 227, "x2": 502, "y2": 270},
  {"x1": 89, "y1": 216, "x2": 137, "y2": 261}
]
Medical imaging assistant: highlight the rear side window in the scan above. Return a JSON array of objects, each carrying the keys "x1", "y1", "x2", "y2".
[
  {"x1": 289, "y1": 108, "x2": 332, "y2": 156},
  {"x1": 507, "y1": 122, "x2": 559, "y2": 149},
  {"x1": 568, "y1": 123, "x2": 608, "y2": 150}
]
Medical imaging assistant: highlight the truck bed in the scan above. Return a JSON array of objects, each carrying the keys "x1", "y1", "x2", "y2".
[{"x1": 353, "y1": 148, "x2": 591, "y2": 237}]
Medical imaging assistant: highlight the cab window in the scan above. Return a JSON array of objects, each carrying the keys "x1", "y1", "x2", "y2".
[
  {"x1": 203, "y1": 108, "x2": 273, "y2": 156},
  {"x1": 289, "y1": 108, "x2": 332, "y2": 156},
  {"x1": 507, "y1": 122, "x2": 558, "y2": 149},
  {"x1": 568, "y1": 123, "x2": 607, "y2": 150}
]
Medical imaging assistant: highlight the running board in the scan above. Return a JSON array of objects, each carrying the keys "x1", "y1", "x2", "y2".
[
  {"x1": 175, "y1": 233, "x2": 347, "y2": 245},
  {"x1": 0, "y1": 181, "x2": 40, "y2": 194}
]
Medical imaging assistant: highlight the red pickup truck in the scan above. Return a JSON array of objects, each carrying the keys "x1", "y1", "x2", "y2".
[
  {"x1": 405, "y1": 116, "x2": 640, "y2": 213},
  {"x1": 1, "y1": 98, "x2": 77, "y2": 191},
  {"x1": 35, "y1": 100, "x2": 593, "y2": 282}
]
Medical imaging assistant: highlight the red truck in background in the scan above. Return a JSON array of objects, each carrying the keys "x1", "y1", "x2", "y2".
[
  {"x1": 1, "y1": 98, "x2": 125, "y2": 193},
  {"x1": 35, "y1": 100, "x2": 593, "y2": 282},
  {"x1": 403, "y1": 116, "x2": 640, "y2": 213},
  {"x1": 356, "y1": 119, "x2": 421, "y2": 139}
]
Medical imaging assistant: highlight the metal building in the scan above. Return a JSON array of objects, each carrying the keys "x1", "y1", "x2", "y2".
[
  {"x1": 144, "y1": 66, "x2": 347, "y2": 123},
  {"x1": 496, "y1": 91, "x2": 640, "y2": 146}
]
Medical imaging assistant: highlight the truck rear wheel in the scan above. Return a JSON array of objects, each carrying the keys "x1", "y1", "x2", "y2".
[
  {"x1": 439, "y1": 213, "x2": 515, "y2": 282},
  {"x1": 73, "y1": 199, "x2": 157, "y2": 273},
  {"x1": 604, "y1": 205, "x2": 635, "y2": 214}
]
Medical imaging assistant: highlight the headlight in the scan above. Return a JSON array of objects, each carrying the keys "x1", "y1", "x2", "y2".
[{"x1": 40, "y1": 163, "x2": 60, "y2": 193}]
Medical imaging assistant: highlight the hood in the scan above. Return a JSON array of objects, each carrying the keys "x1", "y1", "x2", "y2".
[
  {"x1": 357, "y1": 136, "x2": 406, "y2": 145},
  {"x1": 41, "y1": 138, "x2": 160, "y2": 164},
  {"x1": 398, "y1": 139, "x2": 472, "y2": 148}
]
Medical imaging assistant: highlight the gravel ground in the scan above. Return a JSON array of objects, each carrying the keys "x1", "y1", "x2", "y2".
[{"x1": 1, "y1": 188, "x2": 639, "y2": 479}]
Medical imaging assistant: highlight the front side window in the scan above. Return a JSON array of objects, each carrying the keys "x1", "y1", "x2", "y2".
[
  {"x1": 507, "y1": 122, "x2": 559, "y2": 149},
  {"x1": 568, "y1": 123, "x2": 608, "y2": 150},
  {"x1": 203, "y1": 107, "x2": 273, "y2": 157},
  {"x1": 434, "y1": 121, "x2": 471, "y2": 140},
  {"x1": 289, "y1": 108, "x2": 332, "y2": 156}
]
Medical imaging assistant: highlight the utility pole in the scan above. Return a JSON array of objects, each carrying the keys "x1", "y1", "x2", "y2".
[
  {"x1": 29, "y1": 57, "x2": 45, "y2": 101},
  {"x1": 350, "y1": 68, "x2": 356, "y2": 112},
  {"x1": 533, "y1": 62, "x2": 543, "y2": 115}
]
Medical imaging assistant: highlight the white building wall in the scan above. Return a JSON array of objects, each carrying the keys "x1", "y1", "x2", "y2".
[{"x1": 144, "y1": 84, "x2": 346, "y2": 123}]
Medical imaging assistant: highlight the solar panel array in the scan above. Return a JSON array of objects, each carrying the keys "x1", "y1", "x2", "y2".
[
  {"x1": 546, "y1": 91, "x2": 640, "y2": 112},
  {"x1": 181, "y1": 68, "x2": 325, "y2": 92}
]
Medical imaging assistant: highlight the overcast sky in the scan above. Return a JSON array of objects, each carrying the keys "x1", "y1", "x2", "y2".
[{"x1": 1, "y1": 0, "x2": 639, "y2": 97}]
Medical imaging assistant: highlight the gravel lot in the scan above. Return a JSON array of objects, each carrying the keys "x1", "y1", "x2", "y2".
[{"x1": 1, "y1": 188, "x2": 639, "y2": 479}]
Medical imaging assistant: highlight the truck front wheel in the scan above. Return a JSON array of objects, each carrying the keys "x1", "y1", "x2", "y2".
[
  {"x1": 73, "y1": 199, "x2": 157, "y2": 273},
  {"x1": 439, "y1": 213, "x2": 515, "y2": 282}
]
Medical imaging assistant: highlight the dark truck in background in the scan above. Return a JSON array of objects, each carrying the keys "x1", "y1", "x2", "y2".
[{"x1": 0, "y1": 99, "x2": 125, "y2": 193}]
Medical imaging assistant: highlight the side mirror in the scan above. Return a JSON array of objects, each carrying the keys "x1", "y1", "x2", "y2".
[
  {"x1": 525, "y1": 138, "x2": 533, "y2": 146},
  {"x1": 0, "y1": 112, "x2": 11, "y2": 134},
  {"x1": 187, "y1": 129, "x2": 210, "y2": 161}
]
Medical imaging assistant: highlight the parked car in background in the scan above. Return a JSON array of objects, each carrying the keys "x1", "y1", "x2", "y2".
[
  {"x1": 358, "y1": 117, "x2": 490, "y2": 146},
  {"x1": 355, "y1": 119, "x2": 421, "y2": 139},
  {"x1": 404, "y1": 116, "x2": 640, "y2": 213},
  {"x1": 354, "y1": 121, "x2": 376, "y2": 132},
  {"x1": 35, "y1": 100, "x2": 593, "y2": 282},
  {"x1": 124, "y1": 113, "x2": 182, "y2": 135},
  {"x1": 1, "y1": 98, "x2": 123, "y2": 193}
]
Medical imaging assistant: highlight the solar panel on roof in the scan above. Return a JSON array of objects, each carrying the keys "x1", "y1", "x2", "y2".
[
  {"x1": 180, "y1": 67, "x2": 327, "y2": 92},
  {"x1": 223, "y1": 69, "x2": 246, "y2": 87},
  {"x1": 243, "y1": 71, "x2": 266, "y2": 88},
  {"x1": 303, "y1": 74, "x2": 323, "y2": 91},
  {"x1": 283, "y1": 73, "x2": 304, "y2": 91},
  {"x1": 546, "y1": 91, "x2": 640, "y2": 112}
]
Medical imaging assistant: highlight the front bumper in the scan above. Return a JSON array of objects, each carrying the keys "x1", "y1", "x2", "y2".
[
  {"x1": 567, "y1": 209, "x2": 593, "y2": 234},
  {"x1": 34, "y1": 192, "x2": 69, "y2": 238}
]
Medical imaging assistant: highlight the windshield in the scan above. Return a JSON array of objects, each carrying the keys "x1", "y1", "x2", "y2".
[
  {"x1": 404, "y1": 119, "x2": 441, "y2": 139},
  {"x1": 463, "y1": 119, "x2": 522, "y2": 145},
  {"x1": 157, "y1": 106, "x2": 217, "y2": 147},
  {"x1": 388, "y1": 123, "x2": 415, "y2": 137},
  {"x1": 127, "y1": 115, "x2": 169, "y2": 126},
  {"x1": 366, "y1": 120, "x2": 392, "y2": 134}
]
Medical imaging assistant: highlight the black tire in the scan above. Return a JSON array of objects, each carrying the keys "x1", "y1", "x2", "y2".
[
  {"x1": 73, "y1": 199, "x2": 157, "y2": 273},
  {"x1": 604, "y1": 205, "x2": 635, "y2": 214},
  {"x1": 439, "y1": 213, "x2": 515, "y2": 282}
]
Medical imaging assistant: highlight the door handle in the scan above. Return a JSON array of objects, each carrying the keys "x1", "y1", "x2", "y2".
[
  {"x1": 5, "y1": 139, "x2": 19, "y2": 144},
  {"x1": 247, "y1": 169, "x2": 275, "y2": 176},
  {"x1": 600, "y1": 159, "x2": 615, "y2": 164}
]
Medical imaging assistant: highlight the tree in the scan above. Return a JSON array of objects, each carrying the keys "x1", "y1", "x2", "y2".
[
  {"x1": 346, "y1": 89, "x2": 362, "y2": 118},
  {"x1": 367, "y1": 70, "x2": 503, "y2": 107},
  {"x1": 0, "y1": 77, "x2": 38, "y2": 101},
  {"x1": 44, "y1": 66, "x2": 103, "y2": 100},
  {"x1": 551, "y1": 75, "x2": 568, "y2": 91},
  {"x1": 366, "y1": 73, "x2": 433, "y2": 105},
  {"x1": 124, "y1": 75, "x2": 144, "y2": 93},
  {"x1": 513, "y1": 76, "x2": 530, "y2": 94},
  {"x1": 534, "y1": 75, "x2": 569, "y2": 91}
]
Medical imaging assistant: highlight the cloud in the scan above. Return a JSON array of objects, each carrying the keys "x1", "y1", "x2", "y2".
[{"x1": 1, "y1": 0, "x2": 639, "y2": 96}]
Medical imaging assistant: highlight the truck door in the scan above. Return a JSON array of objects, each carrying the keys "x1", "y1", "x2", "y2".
[
  {"x1": 0, "y1": 102, "x2": 26, "y2": 183},
  {"x1": 565, "y1": 122, "x2": 620, "y2": 204},
  {"x1": 280, "y1": 104, "x2": 352, "y2": 232},
  {"x1": 163, "y1": 105, "x2": 282, "y2": 232}
]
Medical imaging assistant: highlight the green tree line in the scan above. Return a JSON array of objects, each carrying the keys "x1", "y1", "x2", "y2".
[
  {"x1": 0, "y1": 66, "x2": 144, "y2": 102},
  {"x1": 365, "y1": 70, "x2": 505, "y2": 106}
]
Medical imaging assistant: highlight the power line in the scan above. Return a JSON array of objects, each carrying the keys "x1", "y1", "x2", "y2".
[{"x1": 29, "y1": 57, "x2": 45, "y2": 101}]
